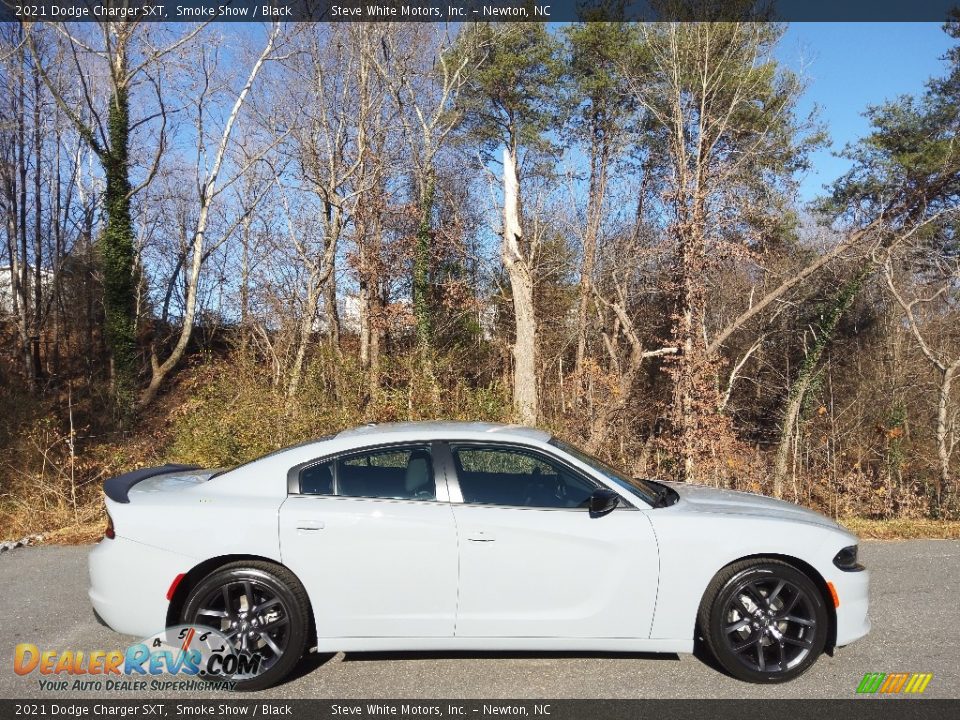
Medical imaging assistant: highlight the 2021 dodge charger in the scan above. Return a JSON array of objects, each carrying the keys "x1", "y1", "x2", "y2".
[{"x1": 89, "y1": 421, "x2": 870, "y2": 690}]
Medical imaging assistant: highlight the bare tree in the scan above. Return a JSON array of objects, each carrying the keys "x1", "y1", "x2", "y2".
[
  {"x1": 588, "y1": 284, "x2": 677, "y2": 451},
  {"x1": 563, "y1": 23, "x2": 637, "y2": 397},
  {"x1": 139, "y1": 24, "x2": 281, "y2": 407},
  {"x1": 278, "y1": 26, "x2": 382, "y2": 396},
  {"x1": 275, "y1": 174, "x2": 337, "y2": 401},
  {"x1": 25, "y1": 20, "x2": 208, "y2": 411},
  {"x1": 502, "y1": 148, "x2": 539, "y2": 424},
  {"x1": 0, "y1": 25, "x2": 34, "y2": 382},
  {"x1": 883, "y1": 242, "x2": 960, "y2": 506},
  {"x1": 365, "y1": 24, "x2": 485, "y2": 350}
]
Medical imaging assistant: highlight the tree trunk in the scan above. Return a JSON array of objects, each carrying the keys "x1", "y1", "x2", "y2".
[
  {"x1": 16, "y1": 47, "x2": 34, "y2": 384},
  {"x1": 772, "y1": 373, "x2": 814, "y2": 499},
  {"x1": 239, "y1": 212, "x2": 251, "y2": 344},
  {"x1": 935, "y1": 364, "x2": 957, "y2": 508},
  {"x1": 5, "y1": 205, "x2": 32, "y2": 382},
  {"x1": 772, "y1": 268, "x2": 868, "y2": 497},
  {"x1": 324, "y1": 205, "x2": 343, "y2": 355},
  {"x1": 502, "y1": 147, "x2": 538, "y2": 425},
  {"x1": 369, "y1": 287, "x2": 381, "y2": 399},
  {"x1": 80, "y1": 208, "x2": 95, "y2": 379},
  {"x1": 325, "y1": 259, "x2": 340, "y2": 352},
  {"x1": 575, "y1": 128, "x2": 609, "y2": 394},
  {"x1": 101, "y1": 67, "x2": 138, "y2": 414},
  {"x1": 32, "y1": 62, "x2": 43, "y2": 384},
  {"x1": 3, "y1": 111, "x2": 32, "y2": 384},
  {"x1": 358, "y1": 268, "x2": 371, "y2": 369},
  {"x1": 413, "y1": 174, "x2": 434, "y2": 349},
  {"x1": 287, "y1": 279, "x2": 322, "y2": 400},
  {"x1": 51, "y1": 112, "x2": 64, "y2": 377},
  {"x1": 671, "y1": 213, "x2": 709, "y2": 483},
  {"x1": 355, "y1": 208, "x2": 383, "y2": 396}
]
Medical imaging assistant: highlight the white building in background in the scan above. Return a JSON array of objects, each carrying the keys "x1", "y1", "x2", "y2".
[
  {"x1": 340, "y1": 294, "x2": 362, "y2": 335},
  {"x1": 0, "y1": 265, "x2": 54, "y2": 318},
  {"x1": 312, "y1": 294, "x2": 418, "y2": 336},
  {"x1": 479, "y1": 303, "x2": 496, "y2": 341},
  {"x1": 310, "y1": 293, "x2": 362, "y2": 335}
]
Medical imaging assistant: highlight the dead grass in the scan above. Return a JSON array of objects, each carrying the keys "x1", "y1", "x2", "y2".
[
  {"x1": 41, "y1": 520, "x2": 106, "y2": 545},
  {"x1": 839, "y1": 517, "x2": 960, "y2": 540}
]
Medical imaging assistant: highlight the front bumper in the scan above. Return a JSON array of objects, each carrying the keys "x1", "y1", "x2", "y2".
[
  {"x1": 88, "y1": 536, "x2": 194, "y2": 638},
  {"x1": 830, "y1": 566, "x2": 871, "y2": 647}
]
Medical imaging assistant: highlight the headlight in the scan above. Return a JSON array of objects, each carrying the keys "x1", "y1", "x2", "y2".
[{"x1": 833, "y1": 545, "x2": 864, "y2": 571}]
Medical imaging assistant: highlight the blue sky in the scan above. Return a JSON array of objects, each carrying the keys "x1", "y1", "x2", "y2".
[
  {"x1": 201, "y1": 22, "x2": 955, "y2": 208},
  {"x1": 777, "y1": 22, "x2": 955, "y2": 202}
]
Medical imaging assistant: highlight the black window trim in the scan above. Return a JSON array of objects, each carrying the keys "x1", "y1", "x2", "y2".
[
  {"x1": 286, "y1": 440, "x2": 449, "y2": 504},
  {"x1": 440, "y1": 440, "x2": 636, "y2": 512}
]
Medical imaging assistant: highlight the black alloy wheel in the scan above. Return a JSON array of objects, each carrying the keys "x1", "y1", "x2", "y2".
[
  {"x1": 698, "y1": 559, "x2": 829, "y2": 683},
  {"x1": 181, "y1": 561, "x2": 310, "y2": 691}
]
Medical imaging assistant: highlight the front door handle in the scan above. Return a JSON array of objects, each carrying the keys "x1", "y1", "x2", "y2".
[{"x1": 467, "y1": 532, "x2": 495, "y2": 542}]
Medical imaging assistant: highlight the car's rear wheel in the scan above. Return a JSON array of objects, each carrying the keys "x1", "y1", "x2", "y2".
[
  {"x1": 181, "y1": 561, "x2": 310, "y2": 691},
  {"x1": 698, "y1": 559, "x2": 828, "y2": 683}
]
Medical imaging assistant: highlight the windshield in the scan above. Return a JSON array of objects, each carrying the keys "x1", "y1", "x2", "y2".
[{"x1": 549, "y1": 438, "x2": 665, "y2": 507}]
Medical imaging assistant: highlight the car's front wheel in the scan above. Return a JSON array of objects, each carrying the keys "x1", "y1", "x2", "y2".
[
  {"x1": 180, "y1": 561, "x2": 310, "y2": 691},
  {"x1": 698, "y1": 559, "x2": 829, "y2": 683}
]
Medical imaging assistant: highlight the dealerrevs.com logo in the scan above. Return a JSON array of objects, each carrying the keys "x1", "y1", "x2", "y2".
[
  {"x1": 856, "y1": 672, "x2": 934, "y2": 695},
  {"x1": 13, "y1": 625, "x2": 262, "y2": 691}
]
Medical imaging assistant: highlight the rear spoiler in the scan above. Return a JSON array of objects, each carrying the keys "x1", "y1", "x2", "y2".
[{"x1": 103, "y1": 464, "x2": 201, "y2": 504}]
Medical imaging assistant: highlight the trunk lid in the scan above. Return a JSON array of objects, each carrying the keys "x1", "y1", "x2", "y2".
[{"x1": 103, "y1": 464, "x2": 209, "y2": 504}]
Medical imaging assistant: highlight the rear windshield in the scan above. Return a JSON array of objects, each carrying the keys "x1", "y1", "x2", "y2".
[{"x1": 209, "y1": 433, "x2": 337, "y2": 479}]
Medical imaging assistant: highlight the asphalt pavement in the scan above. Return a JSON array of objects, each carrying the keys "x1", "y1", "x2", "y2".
[{"x1": 0, "y1": 541, "x2": 957, "y2": 699}]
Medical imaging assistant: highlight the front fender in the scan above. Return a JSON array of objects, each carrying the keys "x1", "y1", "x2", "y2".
[{"x1": 646, "y1": 508, "x2": 859, "y2": 640}]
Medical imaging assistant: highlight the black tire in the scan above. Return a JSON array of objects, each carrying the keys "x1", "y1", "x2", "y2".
[
  {"x1": 697, "y1": 559, "x2": 829, "y2": 683},
  {"x1": 181, "y1": 561, "x2": 310, "y2": 692}
]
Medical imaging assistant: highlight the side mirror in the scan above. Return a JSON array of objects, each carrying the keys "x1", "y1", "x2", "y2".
[{"x1": 589, "y1": 488, "x2": 620, "y2": 518}]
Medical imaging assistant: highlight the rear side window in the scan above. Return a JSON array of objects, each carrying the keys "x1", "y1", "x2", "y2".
[
  {"x1": 298, "y1": 445, "x2": 436, "y2": 501},
  {"x1": 452, "y1": 445, "x2": 598, "y2": 509},
  {"x1": 300, "y1": 462, "x2": 333, "y2": 495}
]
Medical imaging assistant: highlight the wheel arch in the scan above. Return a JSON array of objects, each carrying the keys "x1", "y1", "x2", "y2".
[
  {"x1": 165, "y1": 554, "x2": 317, "y2": 650},
  {"x1": 698, "y1": 552, "x2": 837, "y2": 652}
]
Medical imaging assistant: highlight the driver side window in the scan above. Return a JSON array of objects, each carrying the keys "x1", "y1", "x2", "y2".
[{"x1": 452, "y1": 445, "x2": 598, "y2": 509}]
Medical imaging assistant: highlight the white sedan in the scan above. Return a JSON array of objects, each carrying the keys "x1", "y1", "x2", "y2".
[{"x1": 89, "y1": 422, "x2": 869, "y2": 690}]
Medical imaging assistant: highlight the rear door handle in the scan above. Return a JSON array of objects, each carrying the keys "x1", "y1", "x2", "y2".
[
  {"x1": 467, "y1": 532, "x2": 495, "y2": 542},
  {"x1": 296, "y1": 521, "x2": 324, "y2": 534}
]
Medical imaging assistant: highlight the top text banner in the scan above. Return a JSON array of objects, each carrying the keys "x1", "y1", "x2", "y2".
[{"x1": 2, "y1": 0, "x2": 959, "y2": 23}]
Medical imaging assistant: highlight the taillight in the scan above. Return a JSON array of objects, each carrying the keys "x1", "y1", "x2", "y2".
[
  {"x1": 105, "y1": 512, "x2": 115, "y2": 540},
  {"x1": 166, "y1": 573, "x2": 186, "y2": 601}
]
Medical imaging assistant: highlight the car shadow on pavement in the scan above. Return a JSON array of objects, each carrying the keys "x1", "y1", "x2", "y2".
[
  {"x1": 692, "y1": 635, "x2": 728, "y2": 677},
  {"x1": 282, "y1": 653, "x2": 339, "y2": 684}
]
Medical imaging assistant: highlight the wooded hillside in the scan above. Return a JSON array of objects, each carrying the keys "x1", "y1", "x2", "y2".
[{"x1": 2, "y1": 20, "x2": 959, "y2": 539}]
